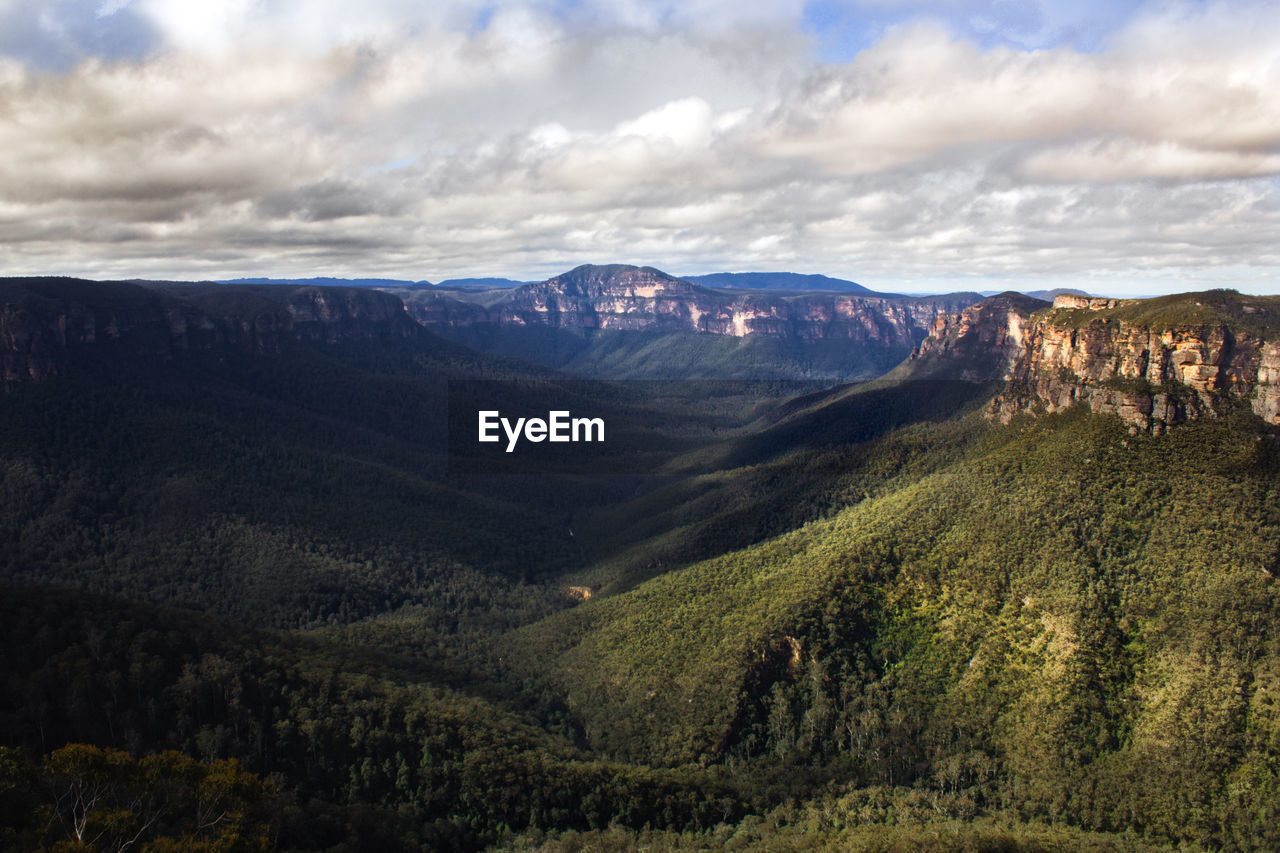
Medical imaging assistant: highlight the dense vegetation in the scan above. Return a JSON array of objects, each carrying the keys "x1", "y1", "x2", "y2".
[
  {"x1": 1045, "y1": 288, "x2": 1280, "y2": 334},
  {"x1": 0, "y1": 587, "x2": 743, "y2": 851},
  {"x1": 2, "y1": 278, "x2": 1278, "y2": 850},
  {"x1": 1, "y1": 743, "x2": 275, "y2": 852},
  {"x1": 415, "y1": 321, "x2": 917, "y2": 382},
  {"x1": 514, "y1": 402, "x2": 1280, "y2": 850}
]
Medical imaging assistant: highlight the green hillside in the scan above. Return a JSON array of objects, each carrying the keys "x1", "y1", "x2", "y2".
[
  {"x1": 509, "y1": 403, "x2": 1280, "y2": 849},
  {"x1": 430, "y1": 324, "x2": 913, "y2": 381},
  {"x1": 0, "y1": 339, "x2": 588, "y2": 630},
  {"x1": 3, "y1": 279, "x2": 1279, "y2": 851},
  {"x1": 0, "y1": 586, "x2": 741, "y2": 852},
  {"x1": 1048, "y1": 289, "x2": 1280, "y2": 335}
]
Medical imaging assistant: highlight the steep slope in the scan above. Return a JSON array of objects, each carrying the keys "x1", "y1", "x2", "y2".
[
  {"x1": 1, "y1": 277, "x2": 431, "y2": 382},
  {"x1": 396, "y1": 264, "x2": 980, "y2": 380},
  {"x1": 894, "y1": 292, "x2": 1050, "y2": 382},
  {"x1": 564, "y1": 377, "x2": 1000, "y2": 594},
  {"x1": 7, "y1": 274, "x2": 1280, "y2": 850},
  {"x1": 901, "y1": 288, "x2": 1280, "y2": 432},
  {"x1": 993, "y1": 290, "x2": 1280, "y2": 430},
  {"x1": 509, "y1": 404, "x2": 1280, "y2": 849},
  {"x1": 0, "y1": 585, "x2": 742, "y2": 851},
  {"x1": 0, "y1": 277, "x2": 590, "y2": 631}
]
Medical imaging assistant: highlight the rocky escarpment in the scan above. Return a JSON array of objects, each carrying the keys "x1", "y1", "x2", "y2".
[
  {"x1": 1, "y1": 278, "x2": 417, "y2": 384},
  {"x1": 899, "y1": 292, "x2": 1050, "y2": 382},
  {"x1": 398, "y1": 264, "x2": 979, "y2": 376},
  {"x1": 904, "y1": 289, "x2": 1280, "y2": 431},
  {"x1": 269, "y1": 285, "x2": 417, "y2": 345}
]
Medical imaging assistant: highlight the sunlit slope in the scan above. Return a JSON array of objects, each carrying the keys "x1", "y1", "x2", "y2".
[
  {"x1": 431, "y1": 324, "x2": 914, "y2": 381},
  {"x1": 570, "y1": 379, "x2": 1000, "y2": 594},
  {"x1": 511, "y1": 407, "x2": 1280, "y2": 846}
]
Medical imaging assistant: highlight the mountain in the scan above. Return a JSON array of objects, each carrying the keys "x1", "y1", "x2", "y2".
[
  {"x1": 1, "y1": 277, "x2": 427, "y2": 374},
  {"x1": 680, "y1": 271, "x2": 875, "y2": 293},
  {"x1": 435, "y1": 276, "x2": 531, "y2": 289},
  {"x1": 891, "y1": 291, "x2": 1051, "y2": 383},
  {"x1": 396, "y1": 263, "x2": 981, "y2": 380},
  {"x1": 1025, "y1": 287, "x2": 1092, "y2": 301},
  {"x1": 504, "y1": 377, "x2": 1280, "y2": 850},
  {"x1": 901, "y1": 288, "x2": 1280, "y2": 432},
  {"x1": 0, "y1": 276, "x2": 611, "y2": 625},
  {"x1": 5, "y1": 274, "x2": 1280, "y2": 851},
  {"x1": 219, "y1": 275, "x2": 433, "y2": 288}
]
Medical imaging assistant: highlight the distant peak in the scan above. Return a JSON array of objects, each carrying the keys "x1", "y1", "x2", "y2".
[
  {"x1": 541, "y1": 264, "x2": 690, "y2": 296},
  {"x1": 680, "y1": 271, "x2": 874, "y2": 294},
  {"x1": 980, "y1": 291, "x2": 1052, "y2": 314},
  {"x1": 556, "y1": 263, "x2": 679, "y2": 281}
]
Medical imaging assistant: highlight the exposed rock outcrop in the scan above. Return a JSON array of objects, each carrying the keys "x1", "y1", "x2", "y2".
[
  {"x1": 279, "y1": 286, "x2": 417, "y2": 345},
  {"x1": 901, "y1": 292, "x2": 1049, "y2": 382},
  {"x1": 0, "y1": 278, "x2": 418, "y2": 384},
  {"x1": 401, "y1": 264, "x2": 977, "y2": 348},
  {"x1": 903, "y1": 289, "x2": 1280, "y2": 431}
]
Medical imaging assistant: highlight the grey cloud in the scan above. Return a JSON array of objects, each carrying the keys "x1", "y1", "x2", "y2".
[
  {"x1": 0, "y1": 1, "x2": 1276, "y2": 293},
  {"x1": 754, "y1": 10, "x2": 1280, "y2": 181},
  {"x1": 255, "y1": 177, "x2": 415, "y2": 222}
]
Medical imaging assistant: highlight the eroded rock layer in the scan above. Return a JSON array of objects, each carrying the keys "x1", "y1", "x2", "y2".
[{"x1": 905, "y1": 289, "x2": 1280, "y2": 431}]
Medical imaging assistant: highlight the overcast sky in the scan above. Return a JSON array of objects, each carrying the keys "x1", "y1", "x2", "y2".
[{"x1": 0, "y1": 0, "x2": 1277, "y2": 294}]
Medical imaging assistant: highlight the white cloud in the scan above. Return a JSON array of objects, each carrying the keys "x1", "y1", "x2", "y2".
[
  {"x1": 95, "y1": 0, "x2": 134, "y2": 18},
  {"x1": 1020, "y1": 141, "x2": 1280, "y2": 183},
  {"x1": 0, "y1": 0, "x2": 1277, "y2": 293},
  {"x1": 615, "y1": 97, "x2": 714, "y2": 147},
  {"x1": 755, "y1": 11, "x2": 1280, "y2": 179}
]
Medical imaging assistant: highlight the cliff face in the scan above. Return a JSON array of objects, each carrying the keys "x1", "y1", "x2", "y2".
[
  {"x1": 903, "y1": 293, "x2": 1048, "y2": 382},
  {"x1": 904, "y1": 289, "x2": 1280, "y2": 431},
  {"x1": 401, "y1": 264, "x2": 976, "y2": 348},
  {"x1": 276, "y1": 286, "x2": 416, "y2": 344},
  {"x1": 0, "y1": 279, "x2": 416, "y2": 384}
]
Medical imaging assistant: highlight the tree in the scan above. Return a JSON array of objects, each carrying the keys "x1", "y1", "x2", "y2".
[{"x1": 37, "y1": 744, "x2": 276, "y2": 852}]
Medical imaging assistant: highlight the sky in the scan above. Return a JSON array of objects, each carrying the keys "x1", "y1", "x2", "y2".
[{"x1": 0, "y1": 1, "x2": 1277, "y2": 295}]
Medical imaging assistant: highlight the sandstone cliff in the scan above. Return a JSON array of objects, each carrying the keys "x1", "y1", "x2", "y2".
[
  {"x1": 398, "y1": 264, "x2": 978, "y2": 379},
  {"x1": 899, "y1": 292, "x2": 1049, "y2": 382},
  {"x1": 0, "y1": 278, "x2": 417, "y2": 384},
  {"x1": 903, "y1": 289, "x2": 1280, "y2": 431}
]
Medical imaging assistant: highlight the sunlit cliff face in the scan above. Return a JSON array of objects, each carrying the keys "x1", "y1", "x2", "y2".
[
  {"x1": 909, "y1": 293, "x2": 1280, "y2": 431},
  {"x1": 403, "y1": 266, "x2": 964, "y2": 343}
]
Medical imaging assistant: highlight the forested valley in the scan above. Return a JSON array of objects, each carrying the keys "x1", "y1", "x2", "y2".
[{"x1": 2, "y1": 278, "x2": 1278, "y2": 851}]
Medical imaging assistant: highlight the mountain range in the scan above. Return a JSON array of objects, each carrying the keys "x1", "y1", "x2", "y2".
[
  {"x1": 216, "y1": 270, "x2": 875, "y2": 293},
  {"x1": 2, "y1": 270, "x2": 1279, "y2": 852},
  {"x1": 395, "y1": 264, "x2": 980, "y2": 380},
  {"x1": 679, "y1": 271, "x2": 873, "y2": 292}
]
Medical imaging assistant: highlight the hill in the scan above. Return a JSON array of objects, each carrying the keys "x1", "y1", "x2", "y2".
[
  {"x1": 898, "y1": 288, "x2": 1280, "y2": 431},
  {"x1": 680, "y1": 271, "x2": 875, "y2": 293},
  {"x1": 396, "y1": 264, "x2": 980, "y2": 381},
  {"x1": 435, "y1": 276, "x2": 531, "y2": 289},
  {"x1": 4, "y1": 275, "x2": 1280, "y2": 850},
  {"x1": 219, "y1": 275, "x2": 433, "y2": 288},
  {"x1": 506, "y1": 389, "x2": 1280, "y2": 850}
]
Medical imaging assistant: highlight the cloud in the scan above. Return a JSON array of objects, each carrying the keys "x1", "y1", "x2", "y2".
[
  {"x1": 1020, "y1": 141, "x2": 1280, "y2": 183},
  {"x1": 0, "y1": 0, "x2": 1277, "y2": 294},
  {"x1": 756, "y1": 10, "x2": 1280, "y2": 179},
  {"x1": 96, "y1": 0, "x2": 135, "y2": 18}
]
